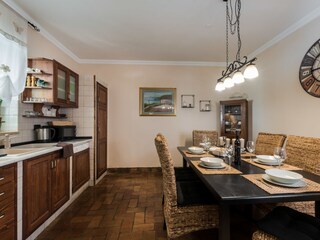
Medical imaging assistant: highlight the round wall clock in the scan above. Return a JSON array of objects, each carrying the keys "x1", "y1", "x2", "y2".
[{"x1": 299, "y1": 38, "x2": 320, "y2": 97}]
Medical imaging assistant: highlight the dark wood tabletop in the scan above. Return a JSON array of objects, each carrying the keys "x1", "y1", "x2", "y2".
[{"x1": 177, "y1": 146, "x2": 320, "y2": 240}]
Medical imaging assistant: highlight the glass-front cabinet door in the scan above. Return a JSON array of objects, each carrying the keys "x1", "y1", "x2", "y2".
[
  {"x1": 55, "y1": 62, "x2": 68, "y2": 105},
  {"x1": 68, "y1": 71, "x2": 78, "y2": 107}
]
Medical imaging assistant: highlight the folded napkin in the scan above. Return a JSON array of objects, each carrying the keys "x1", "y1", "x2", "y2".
[{"x1": 56, "y1": 142, "x2": 74, "y2": 158}]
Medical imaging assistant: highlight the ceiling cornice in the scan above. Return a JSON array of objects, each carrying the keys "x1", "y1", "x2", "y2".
[
  {"x1": 249, "y1": 5, "x2": 320, "y2": 59},
  {"x1": 5, "y1": 0, "x2": 320, "y2": 66}
]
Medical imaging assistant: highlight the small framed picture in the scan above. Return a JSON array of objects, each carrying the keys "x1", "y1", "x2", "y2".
[{"x1": 139, "y1": 87, "x2": 176, "y2": 116}]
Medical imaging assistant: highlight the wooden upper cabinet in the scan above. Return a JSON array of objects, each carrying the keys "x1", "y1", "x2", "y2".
[
  {"x1": 53, "y1": 60, "x2": 79, "y2": 108},
  {"x1": 23, "y1": 58, "x2": 79, "y2": 108}
]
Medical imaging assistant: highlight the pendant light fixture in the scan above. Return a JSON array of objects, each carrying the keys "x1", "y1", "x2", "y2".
[{"x1": 215, "y1": 0, "x2": 258, "y2": 92}]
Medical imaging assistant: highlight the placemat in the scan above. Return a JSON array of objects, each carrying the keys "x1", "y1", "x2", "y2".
[
  {"x1": 182, "y1": 150, "x2": 213, "y2": 158},
  {"x1": 241, "y1": 158, "x2": 302, "y2": 171},
  {"x1": 241, "y1": 152, "x2": 256, "y2": 158},
  {"x1": 243, "y1": 174, "x2": 320, "y2": 194},
  {"x1": 190, "y1": 160, "x2": 242, "y2": 175}
]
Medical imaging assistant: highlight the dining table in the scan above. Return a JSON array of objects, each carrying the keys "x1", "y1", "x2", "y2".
[{"x1": 177, "y1": 146, "x2": 320, "y2": 240}]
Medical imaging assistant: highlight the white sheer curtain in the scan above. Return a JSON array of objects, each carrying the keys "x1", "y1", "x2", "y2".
[{"x1": 0, "y1": 2, "x2": 27, "y2": 106}]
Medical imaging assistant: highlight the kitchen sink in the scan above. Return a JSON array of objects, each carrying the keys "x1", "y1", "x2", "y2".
[{"x1": 0, "y1": 148, "x2": 36, "y2": 156}]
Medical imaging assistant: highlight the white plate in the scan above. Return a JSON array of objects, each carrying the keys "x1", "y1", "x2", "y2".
[
  {"x1": 188, "y1": 147, "x2": 204, "y2": 154},
  {"x1": 253, "y1": 159, "x2": 283, "y2": 166},
  {"x1": 199, "y1": 162, "x2": 226, "y2": 169},
  {"x1": 200, "y1": 157, "x2": 223, "y2": 167},
  {"x1": 265, "y1": 169, "x2": 303, "y2": 184},
  {"x1": 262, "y1": 174, "x2": 307, "y2": 188},
  {"x1": 256, "y1": 155, "x2": 277, "y2": 163},
  {"x1": 187, "y1": 150, "x2": 204, "y2": 155}
]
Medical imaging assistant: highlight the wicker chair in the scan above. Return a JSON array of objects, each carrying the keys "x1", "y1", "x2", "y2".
[
  {"x1": 155, "y1": 133, "x2": 219, "y2": 239},
  {"x1": 192, "y1": 130, "x2": 218, "y2": 146},
  {"x1": 255, "y1": 132, "x2": 287, "y2": 155},
  {"x1": 253, "y1": 135, "x2": 320, "y2": 239}
]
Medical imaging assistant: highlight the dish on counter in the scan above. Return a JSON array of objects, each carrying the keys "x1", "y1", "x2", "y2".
[
  {"x1": 265, "y1": 169, "x2": 303, "y2": 184},
  {"x1": 262, "y1": 174, "x2": 306, "y2": 188}
]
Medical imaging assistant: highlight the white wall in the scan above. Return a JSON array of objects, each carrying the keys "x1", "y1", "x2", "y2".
[{"x1": 13, "y1": 14, "x2": 320, "y2": 169}]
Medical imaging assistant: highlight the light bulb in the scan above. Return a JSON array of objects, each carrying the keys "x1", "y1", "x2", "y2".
[
  {"x1": 244, "y1": 64, "x2": 259, "y2": 79},
  {"x1": 224, "y1": 76, "x2": 234, "y2": 88},
  {"x1": 215, "y1": 81, "x2": 225, "y2": 91},
  {"x1": 233, "y1": 70, "x2": 245, "y2": 84}
]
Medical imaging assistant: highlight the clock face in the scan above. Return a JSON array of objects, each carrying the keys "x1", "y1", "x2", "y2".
[{"x1": 299, "y1": 39, "x2": 320, "y2": 97}]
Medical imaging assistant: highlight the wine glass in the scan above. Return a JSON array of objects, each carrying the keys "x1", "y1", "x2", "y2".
[
  {"x1": 246, "y1": 141, "x2": 255, "y2": 162},
  {"x1": 223, "y1": 145, "x2": 234, "y2": 170},
  {"x1": 201, "y1": 136, "x2": 211, "y2": 152},
  {"x1": 273, "y1": 147, "x2": 286, "y2": 168}
]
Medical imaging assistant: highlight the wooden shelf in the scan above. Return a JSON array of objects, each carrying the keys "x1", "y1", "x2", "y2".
[
  {"x1": 22, "y1": 101, "x2": 53, "y2": 104},
  {"x1": 27, "y1": 71, "x2": 52, "y2": 76},
  {"x1": 25, "y1": 86, "x2": 52, "y2": 89},
  {"x1": 22, "y1": 115, "x2": 67, "y2": 119}
]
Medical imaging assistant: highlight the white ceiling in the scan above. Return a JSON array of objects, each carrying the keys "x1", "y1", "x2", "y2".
[{"x1": 7, "y1": 0, "x2": 320, "y2": 63}]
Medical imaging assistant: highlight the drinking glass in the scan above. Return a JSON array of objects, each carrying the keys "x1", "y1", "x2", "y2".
[
  {"x1": 223, "y1": 145, "x2": 234, "y2": 170},
  {"x1": 201, "y1": 136, "x2": 211, "y2": 152},
  {"x1": 246, "y1": 141, "x2": 255, "y2": 162},
  {"x1": 273, "y1": 147, "x2": 286, "y2": 168}
]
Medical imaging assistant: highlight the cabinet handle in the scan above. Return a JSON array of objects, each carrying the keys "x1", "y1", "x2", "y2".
[
  {"x1": 0, "y1": 192, "x2": 4, "y2": 196},
  {"x1": 51, "y1": 161, "x2": 54, "y2": 169},
  {"x1": 54, "y1": 160, "x2": 57, "y2": 168},
  {"x1": 0, "y1": 214, "x2": 4, "y2": 219},
  {"x1": 0, "y1": 177, "x2": 4, "y2": 181}
]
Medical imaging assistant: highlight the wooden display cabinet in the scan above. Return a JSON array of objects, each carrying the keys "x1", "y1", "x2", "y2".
[{"x1": 220, "y1": 99, "x2": 248, "y2": 141}]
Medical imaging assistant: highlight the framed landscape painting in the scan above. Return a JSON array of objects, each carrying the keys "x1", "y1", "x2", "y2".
[{"x1": 139, "y1": 87, "x2": 176, "y2": 116}]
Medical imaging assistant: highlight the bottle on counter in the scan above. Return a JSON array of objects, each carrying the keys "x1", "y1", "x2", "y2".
[{"x1": 234, "y1": 130, "x2": 241, "y2": 165}]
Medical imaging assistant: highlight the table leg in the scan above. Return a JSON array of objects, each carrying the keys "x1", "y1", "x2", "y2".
[
  {"x1": 183, "y1": 157, "x2": 187, "y2": 168},
  {"x1": 316, "y1": 201, "x2": 320, "y2": 218},
  {"x1": 219, "y1": 204, "x2": 230, "y2": 240}
]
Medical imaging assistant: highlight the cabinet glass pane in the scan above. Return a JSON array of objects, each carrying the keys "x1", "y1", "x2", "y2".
[
  {"x1": 69, "y1": 75, "x2": 76, "y2": 102},
  {"x1": 224, "y1": 104, "x2": 242, "y2": 133},
  {"x1": 58, "y1": 69, "x2": 66, "y2": 100}
]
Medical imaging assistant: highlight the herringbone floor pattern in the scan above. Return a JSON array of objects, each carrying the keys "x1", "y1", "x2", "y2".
[{"x1": 37, "y1": 169, "x2": 255, "y2": 240}]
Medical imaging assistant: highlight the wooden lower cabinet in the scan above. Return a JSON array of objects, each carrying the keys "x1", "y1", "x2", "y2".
[
  {"x1": 0, "y1": 164, "x2": 17, "y2": 240},
  {"x1": 23, "y1": 151, "x2": 69, "y2": 239},
  {"x1": 72, "y1": 149, "x2": 90, "y2": 193}
]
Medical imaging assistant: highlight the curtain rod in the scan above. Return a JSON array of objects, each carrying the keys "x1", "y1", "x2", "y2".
[{"x1": 1, "y1": 1, "x2": 40, "y2": 32}]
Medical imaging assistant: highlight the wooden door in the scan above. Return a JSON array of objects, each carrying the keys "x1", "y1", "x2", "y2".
[
  {"x1": 96, "y1": 82, "x2": 108, "y2": 179},
  {"x1": 51, "y1": 152, "x2": 70, "y2": 213},
  {"x1": 72, "y1": 149, "x2": 90, "y2": 193},
  {"x1": 23, "y1": 154, "x2": 51, "y2": 238}
]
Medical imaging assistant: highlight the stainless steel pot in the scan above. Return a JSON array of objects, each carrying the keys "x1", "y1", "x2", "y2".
[{"x1": 34, "y1": 127, "x2": 56, "y2": 142}]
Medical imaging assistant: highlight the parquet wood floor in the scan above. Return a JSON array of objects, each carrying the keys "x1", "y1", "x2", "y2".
[{"x1": 37, "y1": 169, "x2": 256, "y2": 240}]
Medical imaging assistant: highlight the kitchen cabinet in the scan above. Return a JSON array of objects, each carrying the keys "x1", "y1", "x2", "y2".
[
  {"x1": 22, "y1": 58, "x2": 79, "y2": 110},
  {"x1": 0, "y1": 164, "x2": 16, "y2": 240},
  {"x1": 23, "y1": 151, "x2": 69, "y2": 238},
  {"x1": 72, "y1": 149, "x2": 90, "y2": 193},
  {"x1": 220, "y1": 99, "x2": 248, "y2": 141}
]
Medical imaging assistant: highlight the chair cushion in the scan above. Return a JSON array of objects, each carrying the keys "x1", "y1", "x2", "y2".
[
  {"x1": 174, "y1": 167, "x2": 199, "y2": 181},
  {"x1": 176, "y1": 180, "x2": 216, "y2": 206},
  {"x1": 257, "y1": 206, "x2": 320, "y2": 240}
]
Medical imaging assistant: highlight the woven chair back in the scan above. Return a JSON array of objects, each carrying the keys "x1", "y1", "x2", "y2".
[
  {"x1": 255, "y1": 132, "x2": 287, "y2": 155},
  {"x1": 286, "y1": 135, "x2": 320, "y2": 175},
  {"x1": 154, "y1": 133, "x2": 177, "y2": 205},
  {"x1": 193, "y1": 130, "x2": 218, "y2": 146}
]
